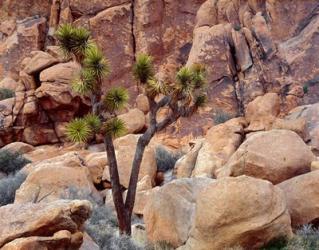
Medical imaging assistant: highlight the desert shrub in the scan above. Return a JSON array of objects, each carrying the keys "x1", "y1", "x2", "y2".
[
  {"x1": 0, "y1": 150, "x2": 31, "y2": 175},
  {"x1": 234, "y1": 24, "x2": 242, "y2": 31},
  {"x1": 262, "y1": 225, "x2": 319, "y2": 250},
  {"x1": 0, "y1": 88, "x2": 15, "y2": 101},
  {"x1": 0, "y1": 172, "x2": 26, "y2": 206},
  {"x1": 155, "y1": 146, "x2": 183, "y2": 172},
  {"x1": 212, "y1": 110, "x2": 233, "y2": 125},
  {"x1": 65, "y1": 187, "x2": 142, "y2": 250}
]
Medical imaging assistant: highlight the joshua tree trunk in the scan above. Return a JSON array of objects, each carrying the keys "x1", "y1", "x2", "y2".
[{"x1": 104, "y1": 134, "x2": 131, "y2": 234}]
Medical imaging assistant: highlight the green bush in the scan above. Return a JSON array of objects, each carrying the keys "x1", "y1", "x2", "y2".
[
  {"x1": 0, "y1": 150, "x2": 31, "y2": 175},
  {"x1": 0, "y1": 88, "x2": 15, "y2": 101},
  {"x1": 212, "y1": 110, "x2": 233, "y2": 125},
  {"x1": 65, "y1": 187, "x2": 142, "y2": 250},
  {"x1": 0, "y1": 172, "x2": 26, "y2": 206},
  {"x1": 155, "y1": 146, "x2": 183, "y2": 172},
  {"x1": 262, "y1": 225, "x2": 319, "y2": 250}
]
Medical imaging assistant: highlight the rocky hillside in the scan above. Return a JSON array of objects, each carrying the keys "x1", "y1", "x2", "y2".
[
  {"x1": 1, "y1": 0, "x2": 319, "y2": 250},
  {"x1": 1, "y1": 0, "x2": 319, "y2": 146}
]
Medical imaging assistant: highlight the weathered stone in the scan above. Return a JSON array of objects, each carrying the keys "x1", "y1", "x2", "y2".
[
  {"x1": 245, "y1": 93, "x2": 280, "y2": 132},
  {"x1": 278, "y1": 171, "x2": 319, "y2": 228},
  {"x1": 1, "y1": 230, "x2": 75, "y2": 250},
  {"x1": 218, "y1": 130, "x2": 315, "y2": 184},
  {"x1": 85, "y1": 152, "x2": 107, "y2": 184},
  {"x1": 118, "y1": 108, "x2": 145, "y2": 135},
  {"x1": 183, "y1": 176, "x2": 292, "y2": 250},
  {"x1": 144, "y1": 178, "x2": 214, "y2": 248},
  {"x1": 0, "y1": 200, "x2": 92, "y2": 248},
  {"x1": 287, "y1": 103, "x2": 319, "y2": 154},
  {"x1": 193, "y1": 118, "x2": 245, "y2": 177},
  {"x1": 89, "y1": 3, "x2": 134, "y2": 89},
  {"x1": 175, "y1": 139, "x2": 204, "y2": 178},
  {"x1": 39, "y1": 62, "x2": 81, "y2": 84},
  {"x1": 15, "y1": 152, "x2": 101, "y2": 203},
  {"x1": 0, "y1": 16, "x2": 47, "y2": 80},
  {"x1": 136, "y1": 94, "x2": 149, "y2": 114},
  {"x1": 24, "y1": 51, "x2": 58, "y2": 75},
  {"x1": 1, "y1": 141, "x2": 34, "y2": 154}
]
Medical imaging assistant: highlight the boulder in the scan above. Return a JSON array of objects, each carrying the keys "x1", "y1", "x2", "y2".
[
  {"x1": 118, "y1": 108, "x2": 145, "y2": 135},
  {"x1": 278, "y1": 171, "x2": 319, "y2": 227},
  {"x1": 136, "y1": 94, "x2": 149, "y2": 114},
  {"x1": 36, "y1": 62, "x2": 90, "y2": 122},
  {"x1": 1, "y1": 230, "x2": 80, "y2": 250},
  {"x1": 0, "y1": 199, "x2": 92, "y2": 248},
  {"x1": 287, "y1": 103, "x2": 319, "y2": 154},
  {"x1": 70, "y1": 0, "x2": 129, "y2": 15},
  {"x1": 183, "y1": 176, "x2": 292, "y2": 250},
  {"x1": 22, "y1": 125, "x2": 59, "y2": 146},
  {"x1": 124, "y1": 175, "x2": 155, "y2": 215},
  {"x1": 186, "y1": 24, "x2": 238, "y2": 114},
  {"x1": 245, "y1": 93, "x2": 280, "y2": 132},
  {"x1": 144, "y1": 178, "x2": 214, "y2": 248},
  {"x1": 218, "y1": 130, "x2": 315, "y2": 184},
  {"x1": 0, "y1": 16, "x2": 47, "y2": 80},
  {"x1": 39, "y1": 62, "x2": 81, "y2": 84},
  {"x1": 1, "y1": 141, "x2": 34, "y2": 154},
  {"x1": 23, "y1": 51, "x2": 59, "y2": 75},
  {"x1": 175, "y1": 139, "x2": 204, "y2": 178},
  {"x1": 85, "y1": 152, "x2": 108, "y2": 184},
  {"x1": 103, "y1": 134, "x2": 158, "y2": 188},
  {"x1": 192, "y1": 118, "x2": 246, "y2": 177},
  {"x1": 15, "y1": 152, "x2": 101, "y2": 203}
]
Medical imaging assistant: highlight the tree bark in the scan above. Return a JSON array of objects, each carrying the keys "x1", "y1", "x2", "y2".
[{"x1": 104, "y1": 134, "x2": 131, "y2": 235}]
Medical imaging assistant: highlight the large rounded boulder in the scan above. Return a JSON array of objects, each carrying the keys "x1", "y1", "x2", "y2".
[
  {"x1": 218, "y1": 130, "x2": 315, "y2": 184},
  {"x1": 183, "y1": 176, "x2": 292, "y2": 250},
  {"x1": 278, "y1": 171, "x2": 319, "y2": 228},
  {"x1": 144, "y1": 178, "x2": 214, "y2": 248}
]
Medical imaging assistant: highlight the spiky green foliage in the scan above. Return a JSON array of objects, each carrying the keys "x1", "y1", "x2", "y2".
[
  {"x1": 84, "y1": 45, "x2": 109, "y2": 81},
  {"x1": 194, "y1": 93, "x2": 207, "y2": 107},
  {"x1": 104, "y1": 87, "x2": 129, "y2": 113},
  {"x1": 71, "y1": 77, "x2": 94, "y2": 95},
  {"x1": 146, "y1": 79, "x2": 169, "y2": 98},
  {"x1": 84, "y1": 113, "x2": 102, "y2": 133},
  {"x1": 133, "y1": 54, "x2": 154, "y2": 84},
  {"x1": 0, "y1": 88, "x2": 15, "y2": 101},
  {"x1": 104, "y1": 118, "x2": 127, "y2": 138},
  {"x1": 191, "y1": 63, "x2": 206, "y2": 88},
  {"x1": 55, "y1": 24, "x2": 91, "y2": 60},
  {"x1": 66, "y1": 118, "x2": 92, "y2": 143},
  {"x1": 175, "y1": 66, "x2": 195, "y2": 97}
]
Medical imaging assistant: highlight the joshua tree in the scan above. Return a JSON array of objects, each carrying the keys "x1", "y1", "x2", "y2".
[{"x1": 56, "y1": 24, "x2": 207, "y2": 235}]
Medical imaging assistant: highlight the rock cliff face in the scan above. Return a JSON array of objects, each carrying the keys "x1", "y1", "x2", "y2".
[{"x1": 0, "y1": 0, "x2": 319, "y2": 145}]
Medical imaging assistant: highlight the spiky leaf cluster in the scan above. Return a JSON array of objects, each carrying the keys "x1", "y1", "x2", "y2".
[
  {"x1": 172, "y1": 65, "x2": 207, "y2": 108},
  {"x1": 104, "y1": 118, "x2": 127, "y2": 138},
  {"x1": 84, "y1": 113, "x2": 102, "y2": 133},
  {"x1": 83, "y1": 45, "x2": 109, "y2": 81},
  {"x1": 133, "y1": 54, "x2": 154, "y2": 84},
  {"x1": 55, "y1": 24, "x2": 91, "y2": 61},
  {"x1": 145, "y1": 79, "x2": 169, "y2": 98},
  {"x1": 66, "y1": 118, "x2": 92, "y2": 143},
  {"x1": 104, "y1": 87, "x2": 129, "y2": 113}
]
